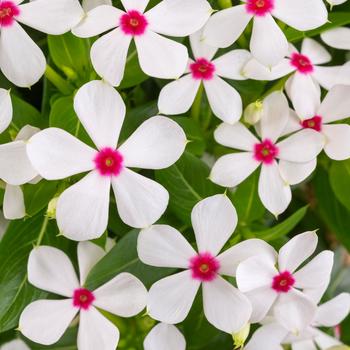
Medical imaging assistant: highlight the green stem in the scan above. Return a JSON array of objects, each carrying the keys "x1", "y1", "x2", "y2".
[
  {"x1": 36, "y1": 213, "x2": 50, "y2": 246},
  {"x1": 191, "y1": 83, "x2": 204, "y2": 122},
  {"x1": 45, "y1": 65, "x2": 74, "y2": 95},
  {"x1": 218, "y1": 0, "x2": 232, "y2": 8}
]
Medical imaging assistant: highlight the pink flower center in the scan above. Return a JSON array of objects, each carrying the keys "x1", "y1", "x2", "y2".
[
  {"x1": 254, "y1": 139, "x2": 279, "y2": 164},
  {"x1": 120, "y1": 10, "x2": 148, "y2": 36},
  {"x1": 190, "y1": 58, "x2": 216, "y2": 80},
  {"x1": 290, "y1": 53, "x2": 314, "y2": 74},
  {"x1": 94, "y1": 147, "x2": 123, "y2": 177},
  {"x1": 0, "y1": 1, "x2": 19, "y2": 27},
  {"x1": 300, "y1": 115, "x2": 322, "y2": 132},
  {"x1": 189, "y1": 252, "x2": 220, "y2": 282},
  {"x1": 73, "y1": 288, "x2": 95, "y2": 310},
  {"x1": 246, "y1": 0, "x2": 274, "y2": 16},
  {"x1": 272, "y1": 271, "x2": 295, "y2": 293}
]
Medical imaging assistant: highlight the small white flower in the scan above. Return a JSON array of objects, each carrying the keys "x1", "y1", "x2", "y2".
[
  {"x1": 321, "y1": 27, "x2": 350, "y2": 51},
  {"x1": 0, "y1": 89, "x2": 12, "y2": 134},
  {"x1": 236, "y1": 231, "x2": 334, "y2": 333},
  {"x1": 73, "y1": 0, "x2": 212, "y2": 86},
  {"x1": 158, "y1": 29, "x2": 251, "y2": 124},
  {"x1": 137, "y1": 194, "x2": 277, "y2": 333},
  {"x1": 19, "y1": 242, "x2": 147, "y2": 349},
  {"x1": 0, "y1": 339, "x2": 30, "y2": 350},
  {"x1": 210, "y1": 91, "x2": 324, "y2": 216}
]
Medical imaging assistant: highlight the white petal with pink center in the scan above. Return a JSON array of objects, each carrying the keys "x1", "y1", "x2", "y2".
[{"x1": 0, "y1": 89, "x2": 12, "y2": 133}]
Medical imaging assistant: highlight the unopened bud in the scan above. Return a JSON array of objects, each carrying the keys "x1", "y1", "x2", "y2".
[
  {"x1": 232, "y1": 323, "x2": 250, "y2": 349},
  {"x1": 47, "y1": 197, "x2": 59, "y2": 219},
  {"x1": 244, "y1": 100, "x2": 263, "y2": 125}
]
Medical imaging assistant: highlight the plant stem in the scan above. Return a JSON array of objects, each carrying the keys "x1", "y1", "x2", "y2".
[
  {"x1": 218, "y1": 0, "x2": 232, "y2": 8},
  {"x1": 36, "y1": 213, "x2": 50, "y2": 246},
  {"x1": 45, "y1": 65, "x2": 74, "y2": 95},
  {"x1": 191, "y1": 84, "x2": 204, "y2": 122}
]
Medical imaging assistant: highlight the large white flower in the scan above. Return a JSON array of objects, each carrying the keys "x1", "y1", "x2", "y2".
[
  {"x1": 158, "y1": 29, "x2": 250, "y2": 124},
  {"x1": 27, "y1": 80, "x2": 186, "y2": 241},
  {"x1": 236, "y1": 231, "x2": 334, "y2": 333},
  {"x1": 0, "y1": 0, "x2": 83, "y2": 87},
  {"x1": 245, "y1": 293, "x2": 350, "y2": 350},
  {"x1": 73, "y1": 0, "x2": 212, "y2": 86},
  {"x1": 203, "y1": 0, "x2": 327, "y2": 67},
  {"x1": 19, "y1": 242, "x2": 147, "y2": 349},
  {"x1": 0, "y1": 89, "x2": 12, "y2": 134},
  {"x1": 137, "y1": 194, "x2": 277, "y2": 333},
  {"x1": 321, "y1": 27, "x2": 350, "y2": 50},
  {"x1": 210, "y1": 91, "x2": 324, "y2": 216}
]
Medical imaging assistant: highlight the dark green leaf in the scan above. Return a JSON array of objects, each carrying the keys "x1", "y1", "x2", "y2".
[{"x1": 330, "y1": 159, "x2": 350, "y2": 212}]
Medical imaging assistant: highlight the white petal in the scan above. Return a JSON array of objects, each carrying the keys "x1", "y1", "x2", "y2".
[
  {"x1": 279, "y1": 159, "x2": 317, "y2": 186},
  {"x1": 203, "y1": 276, "x2": 252, "y2": 333},
  {"x1": 215, "y1": 122, "x2": 259, "y2": 151},
  {"x1": 321, "y1": 27, "x2": 350, "y2": 50},
  {"x1": 314, "y1": 293, "x2": 350, "y2": 327},
  {"x1": 158, "y1": 75, "x2": 200, "y2": 115},
  {"x1": 291, "y1": 340, "x2": 317, "y2": 350},
  {"x1": 274, "y1": 289, "x2": 317, "y2": 333},
  {"x1": 77, "y1": 306, "x2": 119, "y2": 350},
  {"x1": 250, "y1": 15, "x2": 288, "y2": 67},
  {"x1": 260, "y1": 91, "x2": 289, "y2": 142},
  {"x1": 210, "y1": 152, "x2": 259, "y2": 187},
  {"x1": 314, "y1": 330, "x2": 342, "y2": 350},
  {"x1": 135, "y1": 32, "x2": 188, "y2": 79},
  {"x1": 217, "y1": 239, "x2": 277, "y2": 277},
  {"x1": 281, "y1": 109, "x2": 303, "y2": 136},
  {"x1": 191, "y1": 194, "x2": 237, "y2": 256},
  {"x1": 278, "y1": 231, "x2": 318, "y2": 273},
  {"x1": 272, "y1": 0, "x2": 327, "y2": 31},
  {"x1": 82, "y1": 0, "x2": 112, "y2": 11},
  {"x1": 258, "y1": 162, "x2": 291, "y2": 216},
  {"x1": 203, "y1": 76, "x2": 242, "y2": 124},
  {"x1": 0, "y1": 89, "x2": 12, "y2": 133},
  {"x1": 301, "y1": 38, "x2": 331, "y2": 65},
  {"x1": 28, "y1": 246, "x2": 79, "y2": 297},
  {"x1": 74, "y1": 80, "x2": 126, "y2": 149},
  {"x1": 121, "y1": 0, "x2": 149, "y2": 12},
  {"x1": 27, "y1": 128, "x2": 96, "y2": 180},
  {"x1": 56, "y1": 171, "x2": 111, "y2": 241},
  {"x1": 312, "y1": 66, "x2": 343, "y2": 90},
  {"x1": 190, "y1": 29, "x2": 218, "y2": 61},
  {"x1": 18, "y1": 0, "x2": 84, "y2": 35},
  {"x1": 3, "y1": 185, "x2": 25, "y2": 220},
  {"x1": 91, "y1": 28, "x2": 132, "y2": 87},
  {"x1": 146, "y1": 0, "x2": 211, "y2": 37},
  {"x1": 148, "y1": 270, "x2": 200, "y2": 324},
  {"x1": 72, "y1": 5, "x2": 123, "y2": 38},
  {"x1": 213, "y1": 49, "x2": 251, "y2": 80},
  {"x1": 112, "y1": 168, "x2": 168, "y2": 228},
  {"x1": 0, "y1": 339, "x2": 30, "y2": 350},
  {"x1": 19, "y1": 299, "x2": 78, "y2": 346},
  {"x1": 0, "y1": 22, "x2": 46, "y2": 87},
  {"x1": 202, "y1": 5, "x2": 252, "y2": 48},
  {"x1": 144, "y1": 323, "x2": 186, "y2": 350},
  {"x1": 15, "y1": 125, "x2": 40, "y2": 141},
  {"x1": 137, "y1": 225, "x2": 196, "y2": 269},
  {"x1": 323, "y1": 124, "x2": 350, "y2": 161},
  {"x1": 93, "y1": 272, "x2": 147, "y2": 316},
  {"x1": 119, "y1": 116, "x2": 186, "y2": 169}
]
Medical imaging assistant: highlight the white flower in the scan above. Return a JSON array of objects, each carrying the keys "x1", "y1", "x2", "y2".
[
  {"x1": 321, "y1": 27, "x2": 350, "y2": 50},
  {"x1": 137, "y1": 194, "x2": 277, "y2": 333},
  {"x1": 210, "y1": 91, "x2": 324, "y2": 216},
  {"x1": 0, "y1": 339, "x2": 30, "y2": 350},
  {"x1": 245, "y1": 293, "x2": 350, "y2": 350},
  {"x1": 0, "y1": 125, "x2": 40, "y2": 220},
  {"x1": 236, "y1": 231, "x2": 334, "y2": 333},
  {"x1": 144, "y1": 323, "x2": 186, "y2": 350},
  {"x1": 158, "y1": 29, "x2": 250, "y2": 124},
  {"x1": 0, "y1": 89, "x2": 12, "y2": 134},
  {"x1": 73, "y1": 0, "x2": 212, "y2": 86},
  {"x1": 27, "y1": 80, "x2": 186, "y2": 241},
  {"x1": 82, "y1": 0, "x2": 111, "y2": 12},
  {"x1": 203, "y1": 0, "x2": 327, "y2": 67},
  {"x1": 0, "y1": 0, "x2": 83, "y2": 87},
  {"x1": 19, "y1": 242, "x2": 147, "y2": 349}
]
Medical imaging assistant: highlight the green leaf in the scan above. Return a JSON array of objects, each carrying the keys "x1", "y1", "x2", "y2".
[
  {"x1": 155, "y1": 152, "x2": 221, "y2": 224},
  {"x1": 85, "y1": 230, "x2": 174, "y2": 291},
  {"x1": 330, "y1": 159, "x2": 350, "y2": 212}
]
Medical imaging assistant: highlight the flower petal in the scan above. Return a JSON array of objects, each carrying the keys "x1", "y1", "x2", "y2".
[
  {"x1": 314, "y1": 330, "x2": 342, "y2": 350},
  {"x1": 279, "y1": 159, "x2": 317, "y2": 186},
  {"x1": 27, "y1": 128, "x2": 96, "y2": 180},
  {"x1": 190, "y1": 29, "x2": 218, "y2": 61},
  {"x1": 56, "y1": 171, "x2": 111, "y2": 241},
  {"x1": 3, "y1": 185, "x2": 25, "y2": 220},
  {"x1": 112, "y1": 168, "x2": 168, "y2": 228},
  {"x1": 0, "y1": 89, "x2": 12, "y2": 133},
  {"x1": 148, "y1": 270, "x2": 200, "y2": 324},
  {"x1": 0, "y1": 339, "x2": 30, "y2": 350},
  {"x1": 137, "y1": 225, "x2": 196, "y2": 269},
  {"x1": 312, "y1": 66, "x2": 343, "y2": 90},
  {"x1": 291, "y1": 340, "x2": 317, "y2": 350},
  {"x1": 121, "y1": 0, "x2": 149, "y2": 12},
  {"x1": 323, "y1": 124, "x2": 350, "y2": 160},
  {"x1": 74, "y1": 80, "x2": 126, "y2": 149},
  {"x1": 278, "y1": 231, "x2": 318, "y2": 273},
  {"x1": 301, "y1": 38, "x2": 331, "y2": 65},
  {"x1": 28, "y1": 246, "x2": 79, "y2": 297},
  {"x1": 203, "y1": 276, "x2": 252, "y2": 333},
  {"x1": 321, "y1": 27, "x2": 350, "y2": 50},
  {"x1": 19, "y1": 299, "x2": 78, "y2": 346},
  {"x1": 82, "y1": 0, "x2": 112, "y2": 11}
]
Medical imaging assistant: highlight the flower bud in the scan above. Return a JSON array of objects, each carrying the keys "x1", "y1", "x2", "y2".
[
  {"x1": 244, "y1": 100, "x2": 263, "y2": 125},
  {"x1": 232, "y1": 323, "x2": 250, "y2": 349}
]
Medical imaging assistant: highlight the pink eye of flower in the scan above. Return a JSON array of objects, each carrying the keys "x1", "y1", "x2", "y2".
[
  {"x1": 300, "y1": 115, "x2": 322, "y2": 132},
  {"x1": 246, "y1": 0, "x2": 274, "y2": 16},
  {"x1": 253, "y1": 139, "x2": 279, "y2": 164},
  {"x1": 94, "y1": 147, "x2": 124, "y2": 177},
  {"x1": 190, "y1": 58, "x2": 216, "y2": 80},
  {"x1": 290, "y1": 53, "x2": 314, "y2": 74},
  {"x1": 73, "y1": 288, "x2": 95, "y2": 310},
  {"x1": 189, "y1": 252, "x2": 220, "y2": 282},
  {"x1": 272, "y1": 271, "x2": 295, "y2": 293},
  {"x1": 0, "y1": 1, "x2": 19, "y2": 27},
  {"x1": 120, "y1": 10, "x2": 148, "y2": 36}
]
